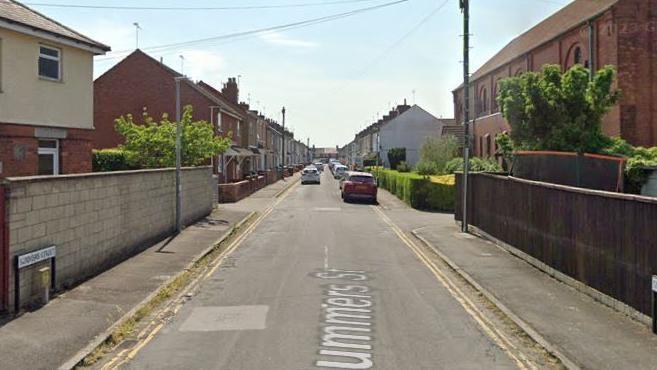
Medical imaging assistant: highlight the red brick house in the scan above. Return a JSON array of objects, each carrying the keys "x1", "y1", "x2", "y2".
[
  {"x1": 0, "y1": 0, "x2": 110, "y2": 178},
  {"x1": 453, "y1": 0, "x2": 657, "y2": 157},
  {"x1": 93, "y1": 49, "x2": 250, "y2": 182}
]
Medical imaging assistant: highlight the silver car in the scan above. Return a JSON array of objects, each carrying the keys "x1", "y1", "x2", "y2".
[{"x1": 301, "y1": 167, "x2": 321, "y2": 184}]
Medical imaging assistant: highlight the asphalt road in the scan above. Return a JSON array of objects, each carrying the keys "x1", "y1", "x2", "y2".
[{"x1": 125, "y1": 168, "x2": 518, "y2": 370}]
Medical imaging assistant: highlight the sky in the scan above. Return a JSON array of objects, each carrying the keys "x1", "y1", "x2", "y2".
[{"x1": 25, "y1": 0, "x2": 571, "y2": 147}]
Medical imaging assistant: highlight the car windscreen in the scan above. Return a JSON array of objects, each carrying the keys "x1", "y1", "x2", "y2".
[
  {"x1": 349, "y1": 176, "x2": 374, "y2": 184},
  {"x1": 303, "y1": 169, "x2": 317, "y2": 174}
]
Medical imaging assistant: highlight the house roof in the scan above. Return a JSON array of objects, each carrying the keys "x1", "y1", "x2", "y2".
[
  {"x1": 457, "y1": 0, "x2": 618, "y2": 89},
  {"x1": 442, "y1": 125, "x2": 465, "y2": 145},
  {"x1": 0, "y1": 0, "x2": 110, "y2": 52}
]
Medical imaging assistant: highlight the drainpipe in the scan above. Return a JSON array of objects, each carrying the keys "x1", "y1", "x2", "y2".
[{"x1": 588, "y1": 20, "x2": 596, "y2": 80}]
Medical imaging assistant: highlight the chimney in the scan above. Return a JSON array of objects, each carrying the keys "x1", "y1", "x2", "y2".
[
  {"x1": 222, "y1": 77, "x2": 239, "y2": 104},
  {"x1": 239, "y1": 102, "x2": 250, "y2": 111}
]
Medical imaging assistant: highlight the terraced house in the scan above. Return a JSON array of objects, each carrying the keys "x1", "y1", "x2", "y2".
[
  {"x1": 453, "y1": 0, "x2": 657, "y2": 157},
  {"x1": 0, "y1": 0, "x2": 110, "y2": 177}
]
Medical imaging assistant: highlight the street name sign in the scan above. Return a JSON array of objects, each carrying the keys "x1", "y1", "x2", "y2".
[{"x1": 17, "y1": 246, "x2": 56, "y2": 269}]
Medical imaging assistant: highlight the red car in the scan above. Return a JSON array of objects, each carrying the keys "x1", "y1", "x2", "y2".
[{"x1": 341, "y1": 172, "x2": 377, "y2": 203}]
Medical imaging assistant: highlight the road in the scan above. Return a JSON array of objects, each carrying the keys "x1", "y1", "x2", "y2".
[{"x1": 124, "y1": 168, "x2": 519, "y2": 369}]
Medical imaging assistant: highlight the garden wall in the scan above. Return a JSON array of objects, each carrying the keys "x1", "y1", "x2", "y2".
[{"x1": 1, "y1": 167, "x2": 213, "y2": 312}]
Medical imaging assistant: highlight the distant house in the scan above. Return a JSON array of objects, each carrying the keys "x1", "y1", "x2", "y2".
[
  {"x1": 0, "y1": 0, "x2": 110, "y2": 177},
  {"x1": 379, "y1": 105, "x2": 455, "y2": 168},
  {"x1": 453, "y1": 0, "x2": 657, "y2": 157},
  {"x1": 93, "y1": 50, "x2": 252, "y2": 182}
]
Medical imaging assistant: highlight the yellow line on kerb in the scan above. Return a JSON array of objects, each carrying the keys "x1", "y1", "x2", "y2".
[
  {"x1": 106, "y1": 181, "x2": 300, "y2": 370},
  {"x1": 371, "y1": 206, "x2": 536, "y2": 370}
]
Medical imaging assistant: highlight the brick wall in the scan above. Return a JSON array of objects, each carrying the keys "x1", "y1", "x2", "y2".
[
  {"x1": 0, "y1": 123, "x2": 93, "y2": 177},
  {"x1": 2, "y1": 166, "x2": 213, "y2": 312}
]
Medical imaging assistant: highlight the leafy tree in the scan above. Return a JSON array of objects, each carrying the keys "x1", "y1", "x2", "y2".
[
  {"x1": 115, "y1": 105, "x2": 231, "y2": 168},
  {"x1": 497, "y1": 64, "x2": 620, "y2": 154},
  {"x1": 419, "y1": 135, "x2": 459, "y2": 174},
  {"x1": 494, "y1": 132, "x2": 514, "y2": 171},
  {"x1": 387, "y1": 147, "x2": 406, "y2": 170}
]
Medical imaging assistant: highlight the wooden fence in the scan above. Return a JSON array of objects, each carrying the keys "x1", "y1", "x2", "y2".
[{"x1": 456, "y1": 173, "x2": 657, "y2": 316}]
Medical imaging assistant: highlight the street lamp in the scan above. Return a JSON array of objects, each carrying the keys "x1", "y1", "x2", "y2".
[
  {"x1": 174, "y1": 76, "x2": 187, "y2": 234},
  {"x1": 281, "y1": 107, "x2": 286, "y2": 178}
]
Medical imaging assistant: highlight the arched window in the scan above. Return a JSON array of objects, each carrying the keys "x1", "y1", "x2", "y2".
[
  {"x1": 574, "y1": 47, "x2": 582, "y2": 65},
  {"x1": 479, "y1": 87, "x2": 488, "y2": 115}
]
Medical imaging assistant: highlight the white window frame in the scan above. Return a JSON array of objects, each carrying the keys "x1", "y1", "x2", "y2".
[
  {"x1": 237, "y1": 120, "x2": 241, "y2": 138},
  {"x1": 38, "y1": 139, "x2": 59, "y2": 175},
  {"x1": 38, "y1": 45, "x2": 62, "y2": 81},
  {"x1": 216, "y1": 112, "x2": 223, "y2": 134}
]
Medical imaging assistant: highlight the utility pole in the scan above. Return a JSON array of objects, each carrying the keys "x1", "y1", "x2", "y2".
[
  {"x1": 133, "y1": 22, "x2": 141, "y2": 49},
  {"x1": 460, "y1": 0, "x2": 471, "y2": 233},
  {"x1": 175, "y1": 77, "x2": 185, "y2": 234},
  {"x1": 282, "y1": 107, "x2": 286, "y2": 178}
]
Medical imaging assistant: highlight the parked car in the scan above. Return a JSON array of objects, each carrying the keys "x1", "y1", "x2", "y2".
[
  {"x1": 314, "y1": 162, "x2": 324, "y2": 172},
  {"x1": 333, "y1": 165, "x2": 348, "y2": 179},
  {"x1": 341, "y1": 172, "x2": 377, "y2": 203},
  {"x1": 301, "y1": 166, "x2": 321, "y2": 184}
]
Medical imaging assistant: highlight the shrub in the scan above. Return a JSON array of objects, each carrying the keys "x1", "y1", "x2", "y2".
[
  {"x1": 396, "y1": 161, "x2": 411, "y2": 172},
  {"x1": 387, "y1": 147, "x2": 406, "y2": 170},
  {"x1": 416, "y1": 160, "x2": 439, "y2": 177},
  {"x1": 372, "y1": 169, "x2": 455, "y2": 211},
  {"x1": 92, "y1": 149, "x2": 138, "y2": 172},
  {"x1": 444, "y1": 157, "x2": 502, "y2": 174},
  {"x1": 419, "y1": 135, "x2": 459, "y2": 173}
]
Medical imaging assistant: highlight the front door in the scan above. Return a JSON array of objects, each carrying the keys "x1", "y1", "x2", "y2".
[{"x1": 0, "y1": 185, "x2": 8, "y2": 311}]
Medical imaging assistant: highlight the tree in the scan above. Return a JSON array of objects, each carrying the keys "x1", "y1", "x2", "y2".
[
  {"x1": 418, "y1": 135, "x2": 459, "y2": 174},
  {"x1": 115, "y1": 105, "x2": 231, "y2": 168},
  {"x1": 387, "y1": 148, "x2": 406, "y2": 170},
  {"x1": 497, "y1": 64, "x2": 620, "y2": 154}
]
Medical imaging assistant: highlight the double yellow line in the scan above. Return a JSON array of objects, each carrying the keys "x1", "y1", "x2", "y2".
[
  {"x1": 372, "y1": 206, "x2": 537, "y2": 370},
  {"x1": 102, "y1": 181, "x2": 300, "y2": 370}
]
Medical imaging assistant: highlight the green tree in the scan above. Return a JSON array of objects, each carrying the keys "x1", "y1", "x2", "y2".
[
  {"x1": 115, "y1": 105, "x2": 231, "y2": 168},
  {"x1": 418, "y1": 135, "x2": 459, "y2": 174},
  {"x1": 497, "y1": 64, "x2": 620, "y2": 154},
  {"x1": 387, "y1": 147, "x2": 406, "y2": 170}
]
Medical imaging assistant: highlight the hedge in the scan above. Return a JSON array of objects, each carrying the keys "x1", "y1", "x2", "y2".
[
  {"x1": 92, "y1": 148, "x2": 139, "y2": 172},
  {"x1": 372, "y1": 169, "x2": 455, "y2": 212}
]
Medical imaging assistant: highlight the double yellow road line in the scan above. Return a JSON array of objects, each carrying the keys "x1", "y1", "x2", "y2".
[{"x1": 372, "y1": 206, "x2": 537, "y2": 370}]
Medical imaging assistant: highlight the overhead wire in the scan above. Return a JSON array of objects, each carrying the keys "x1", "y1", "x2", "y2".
[
  {"x1": 25, "y1": 0, "x2": 386, "y2": 11},
  {"x1": 94, "y1": 0, "x2": 408, "y2": 62}
]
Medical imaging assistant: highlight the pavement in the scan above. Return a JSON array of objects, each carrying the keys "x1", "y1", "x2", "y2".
[
  {"x1": 376, "y1": 188, "x2": 657, "y2": 370},
  {"x1": 123, "y1": 168, "x2": 518, "y2": 369},
  {"x1": 0, "y1": 173, "x2": 300, "y2": 370}
]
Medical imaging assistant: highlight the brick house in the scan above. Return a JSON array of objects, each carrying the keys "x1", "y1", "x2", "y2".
[
  {"x1": 0, "y1": 0, "x2": 110, "y2": 177},
  {"x1": 452, "y1": 0, "x2": 657, "y2": 157},
  {"x1": 93, "y1": 49, "x2": 249, "y2": 182}
]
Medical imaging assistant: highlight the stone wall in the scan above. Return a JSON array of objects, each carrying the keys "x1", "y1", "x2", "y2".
[{"x1": 2, "y1": 166, "x2": 213, "y2": 312}]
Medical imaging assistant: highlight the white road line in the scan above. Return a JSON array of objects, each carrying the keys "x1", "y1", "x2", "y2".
[{"x1": 324, "y1": 245, "x2": 329, "y2": 270}]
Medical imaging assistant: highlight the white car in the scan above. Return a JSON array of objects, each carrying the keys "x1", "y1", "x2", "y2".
[
  {"x1": 301, "y1": 167, "x2": 321, "y2": 184},
  {"x1": 333, "y1": 165, "x2": 348, "y2": 179}
]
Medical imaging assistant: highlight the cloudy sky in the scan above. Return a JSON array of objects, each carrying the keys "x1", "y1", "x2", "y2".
[{"x1": 27, "y1": 0, "x2": 569, "y2": 147}]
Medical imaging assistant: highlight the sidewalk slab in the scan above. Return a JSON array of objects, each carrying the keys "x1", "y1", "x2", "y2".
[
  {"x1": 377, "y1": 189, "x2": 657, "y2": 370},
  {"x1": 0, "y1": 208, "x2": 250, "y2": 370}
]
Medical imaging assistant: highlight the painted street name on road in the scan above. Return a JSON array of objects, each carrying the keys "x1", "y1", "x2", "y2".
[{"x1": 313, "y1": 268, "x2": 374, "y2": 369}]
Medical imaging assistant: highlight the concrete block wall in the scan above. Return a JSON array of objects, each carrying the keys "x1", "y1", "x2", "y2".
[{"x1": 3, "y1": 166, "x2": 213, "y2": 312}]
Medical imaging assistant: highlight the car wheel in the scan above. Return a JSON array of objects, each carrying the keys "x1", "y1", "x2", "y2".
[{"x1": 372, "y1": 197, "x2": 378, "y2": 204}]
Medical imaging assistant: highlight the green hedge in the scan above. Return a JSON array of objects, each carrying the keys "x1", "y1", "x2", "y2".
[
  {"x1": 92, "y1": 149, "x2": 139, "y2": 172},
  {"x1": 373, "y1": 169, "x2": 455, "y2": 212}
]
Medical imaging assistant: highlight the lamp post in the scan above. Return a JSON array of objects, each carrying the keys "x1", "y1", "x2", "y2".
[
  {"x1": 460, "y1": 0, "x2": 471, "y2": 233},
  {"x1": 281, "y1": 107, "x2": 286, "y2": 178},
  {"x1": 174, "y1": 76, "x2": 186, "y2": 234}
]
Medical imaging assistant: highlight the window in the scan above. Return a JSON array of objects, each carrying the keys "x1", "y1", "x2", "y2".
[
  {"x1": 216, "y1": 112, "x2": 223, "y2": 133},
  {"x1": 574, "y1": 47, "x2": 582, "y2": 65},
  {"x1": 39, "y1": 45, "x2": 61, "y2": 80},
  {"x1": 237, "y1": 120, "x2": 241, "y2": 137},
  {"x1": 38, "y1": 139, "x2": 59, "y2": 175}
]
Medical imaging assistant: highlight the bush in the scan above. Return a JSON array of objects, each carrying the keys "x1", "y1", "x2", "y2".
[
  {"x1": 372, "y1": 168, "x2": 455, "y2": 211},
  {"x1": 396, "y1": 161, "x2": 411, "y2": 172},
  {"x1": 419, "y1": 135, "x2": 459, "y2": 174},
  {"x1": 416, "y1": 160, "x2": 439, "y2": 176},
  {"x1": 387, "y1": 147, "x2": 406, "y2": 170},
  {"x1": 444, "y1": 157, "x2": 502, "y2": 174},
  {"x1": 92, "y1": 149, "x2": 138, "y2": 172}
]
